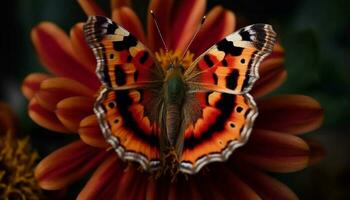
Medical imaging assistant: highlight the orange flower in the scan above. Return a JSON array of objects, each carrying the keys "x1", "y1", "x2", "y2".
[{"x1": 22, "y1": 0, "x2": 324, "y2": 199}]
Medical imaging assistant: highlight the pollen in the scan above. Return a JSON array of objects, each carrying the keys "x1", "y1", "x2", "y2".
[
  {"x1": 155, "y1": 49, "x2": 194, "y2": 69},
  {"x1": 0, "y1": 131, "x2": 44, "y2": 199}
]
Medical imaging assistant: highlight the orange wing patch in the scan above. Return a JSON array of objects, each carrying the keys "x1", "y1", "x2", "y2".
[
  {"x1": 180, "y1": 93, "x2": 258, "y2": 174},
  {"x1": 95, "y1": 89, "x2": 161, "y2": 171}
]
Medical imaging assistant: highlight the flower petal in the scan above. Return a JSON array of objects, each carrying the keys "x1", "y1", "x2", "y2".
[
  {"x1": 190, "y1": 6, "x2": 235, "y2": 56},
  {"x1": 70, "y1": 23, "x2": 96, "y2": 73},
  {"x1": 147, "y1": 0, "x2": 173, "y2": 51},
  {"x1": 56, "y1": 96, "x2": 94, "y2": 132},
  {"x1": 35, "y1": 77, "x2": 94, "y2": 111},
  {"x1": 305, "y1": 138, "x2": 326, "y2": 166},
  {"x1": 256, "y1": 95, "x2": 324, "y2": 135},
  {"x1": 112, "y1": 7, "x2": 146, "y2": 43},
  {"x1": 252, "y1": 57, "x2": 286, "y2": 97},
  {"x1": 115, "y1": 167, "x2": 146, "y2": 199},
  {"x1": 77, "y1": 0, "x2": 106, "y2": 16},
  {"x1": 169, "y1": 0, "x2": 206, "y2": 52},
  {"x1": 28, "y1": 98, "x2": 70, "y2": 133},
  {"x1": 22, "y1": 73, "x2": 51, "y2": 100},
  {"x1": 234, "y1": 163, "x2": 299, "y2": 200},
  {"x1": 195, "y1": 172, "x2": 226, "y2": 200},
  {"x1": 204, "y1": 165, "x2": 262, "y2": 200},
  {"x1": 77, "y1": 155, "x2": 125, "y2": 200},
  {"x1": 35, "y1": 140, "x2": 109, "y2": 190},
  {"x1": 31, "y1": 22, "x2": 100, "y2": 90},
  {"x1": 236, "y1": 129, "x2": 310, "y2": 173},
  {"x1": 111, "y1": 0, "x2": 131, "y2": 9},
  {"x1": 79, "y1": 114, "x2": 108, "y2": 148}
]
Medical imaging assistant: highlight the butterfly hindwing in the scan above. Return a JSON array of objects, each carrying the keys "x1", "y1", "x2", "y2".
[
  {"x1": 84, "y1": 16, "x2": 163, "y2": 171},
  {"x1": 180, "y1": 24, "x2": 276, "y2": 174},
  {"x1": 95, "y1": 88, "x2": 161, "y2": 170}
]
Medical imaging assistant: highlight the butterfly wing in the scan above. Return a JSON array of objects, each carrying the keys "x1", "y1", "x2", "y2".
[
  {"x1": 180, "y1": 24, "x2": 276, "y2": 174},
  {"x1": 84, "y1": 16, "x2": 164, "y2": 89},
  {"x1": 84, "y1": 16, "x2": 164, "y2": 171},
  {"x1": 185, "y1": 24, "x2": 276, "y2": 94}
]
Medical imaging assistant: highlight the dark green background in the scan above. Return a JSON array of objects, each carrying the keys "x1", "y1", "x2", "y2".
[{"x1": 1, "y1": 0, "x2": 349, "y2": 199}]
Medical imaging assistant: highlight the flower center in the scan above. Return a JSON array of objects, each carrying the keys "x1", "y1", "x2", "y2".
[
  {"x1": 0, "y1": 131, "x2": 43, "y2": 198},
  {"x1": 155, "y1": 49, "x2": 194, "y2": 69}
]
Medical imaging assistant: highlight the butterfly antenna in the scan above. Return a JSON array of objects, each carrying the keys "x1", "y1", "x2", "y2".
[
  {"x1": 180, "y1": 15, "x2": 206, "y2": 62},
  {"x1": 150, "y1": 10, "x2": 174, "y2": 67}
]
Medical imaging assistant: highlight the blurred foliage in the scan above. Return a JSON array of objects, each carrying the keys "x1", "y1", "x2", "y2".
[{"x1": 0, "y1": 0, "x2": 349, "y2": 199}]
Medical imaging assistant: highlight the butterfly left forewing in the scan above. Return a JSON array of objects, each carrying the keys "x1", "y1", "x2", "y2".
[{"x1": 180, "y1": 24, "x2": 276, "y2": 174}]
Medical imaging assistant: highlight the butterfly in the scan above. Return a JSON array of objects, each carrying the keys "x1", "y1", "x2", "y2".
[{"x1": 84, "y1": 15, "x2": 276, "y2": 175}]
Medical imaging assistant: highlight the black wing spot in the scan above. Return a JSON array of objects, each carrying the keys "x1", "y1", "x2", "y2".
[
  {"x1": 126, "y1": 55, "x2": 133, "y2": 62},
  {"x1": 115, "y1": 64, "x2": 127, "y2": 85},
  {"x1": 230, "y1": 123, "x2": 235, "y2": 128},
  {"x1": 236, "y1": 106, "x2": 243, "y2": 113},
  {"x1": 109, "y1": 54, "x2": 114, "y2": 59},
  {"x1": 114, "y1": 118, "x2": 120, "y2": 124},
  {"x1": 203, "y1": 55, "x2": 214, "y2": 67},
  {"x1": 134, "y1": 71, "x2": 139, "y2": 82},
  {"x1": 140, "y1": 51, "x2": 149, "y2": 64},
  {"x1": 213, "y1": 73, "x2": 218, "y2": 84},
  {"x1": 108, "y1": 101, "x2": 116, "y2": 109},
  {"x1": 240, "y1": 58, "x2": 245, "y2": 64},
  {"x1": 226, "y1": 69, "x2": 239, "y2": 90},
  {"x1": 217, "y1": 39, "x2": 244, "y2": 56},
  {"x1": 221, "y1": 58, "x2": 228, "y2": 66},
  {"x1": 239, "y1": 29, "x2": 252, "y2": 41},
  {"x1": 113, "y1": 34, "x2": 137, "y2": 51}
]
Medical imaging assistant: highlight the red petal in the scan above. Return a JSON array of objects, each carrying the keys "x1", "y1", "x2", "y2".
[
  {"x1": 55, "y1": 96, "x2": 95, "y2": 132},
  {"x1": 35, "y1": 141, "x2": 109, "y2": 190},
  {"x1": 256, "y1": 95, "x2": 324, "y2": 135},
  {"x1": 22, "y1": 73, "x2": 51, "y2": 100},
  {"x1": 31, "y1": 22, "x2": 100, "y2": 90},
  {"x1": 115, "y1": 166, "x2": 148, "y2": 199},
  {"x1": 35, "y1": 77, "x2": 94, "y2": 111},
  {"x1": 70, "y1": 23, "x2": 96, "y2": 74},
  {"x1": 77, "y1": 155, "x2": 125, "y2": 200},
  {"x1": 77, "y1": 0, "x2": 106, "y2": 16},
  {"x1": 111, "y1": 0, "x2": 131, "y2": 9},
  {"x1": 234, "y1": 163, "x2": 299, "y2": 200},
  {"x1": 79, "y1": 114, "x2": 108, "y2": 148},
  {"x1": 147, "y1": 0, "x2": 173, "y2": 51},
  {"x1": 252, "y1": 57, "x2": 286, "y2": 98},
  {"x1": 28, "y1": 98, "x2": 70, "y2": 133},
  {"x1": 202, "y1": 165, "x2": 262, "y2": 199},
  {"x1": 236, "y1": 129, "x2": 310, "y2": 173},
  {"x1": 112, "y1": 7, "x2": 146, "y2": 44},
  {"x1": 169, "y1": 0, "x2": 206, "y2": 52},
  {"x1": 190, "y1": 6, "x2": 235, "y2": 56}
]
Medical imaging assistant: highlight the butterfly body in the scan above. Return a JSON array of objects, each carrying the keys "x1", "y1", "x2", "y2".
[{"x1": 84, "y1": 16, "x2": 276, "y2": 174}]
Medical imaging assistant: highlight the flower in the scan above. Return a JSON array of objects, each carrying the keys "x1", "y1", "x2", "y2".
[
  {"x1": 0, "y1": 102, "x2": 44, "y2": 199},
  {"x1": 22, "y1": 0, "x2": 324, "y2": 199}
]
